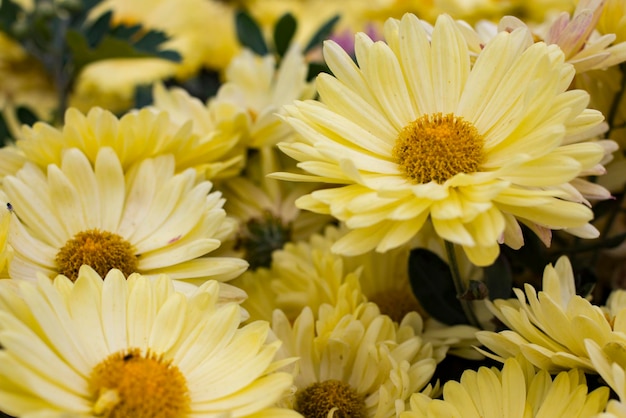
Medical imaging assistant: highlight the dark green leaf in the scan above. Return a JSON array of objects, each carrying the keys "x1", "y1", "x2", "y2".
[
  {"x1": 306, "y1": 62, "x2": 330, "y2": 81},
  {"x1": 133, "y1": 84, "x2": 154, "y2": 109},
  {"x1": 110, "y1": 24, "x2": 142, "y2": 39},
  {"x1": 16, "y1": 106, "x2": 38, "y2": 127},
  {"x1": 0, "y1": 113, "x2": 10, "y2": 146},
  {"x1": 66, "y1": 28, "x2": 180, "y2": 72},
  {"x1": 408, "y1": 248, "x2": 468, "y2": 325},
  {"x1": 273, "y1": 13, "x2": 297, "y2": 57},
  {"x1": 483, "y1": 253, "x2": 513, "y2": 300},
  {"x1": 132, "y1": 29, "x2": 168, "y2": 51},
  {"x1": 304, "y1": 14, "x2": 340, "y2": 53},
  {"x1": 235, "y1": 10, "x2": 268, "y2": 55},
  {"x1": 85, "y1": 10, "x2": 112, "y2": 48},
  {"x1": 0, "y1": 0, "x2": 22, "y2": 34}
]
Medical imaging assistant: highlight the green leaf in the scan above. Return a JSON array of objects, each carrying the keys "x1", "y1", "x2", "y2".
[
  {"x1": 304, "y1": 14, "x2": 340, "y2": 53},
  {"x1": 307, "y1": 62, "x2": 330, "y2": 81},
  {"x1": 15, "y1": 106, "x2": 38, "y2": 127},
  {"x1": 66, "y1": 28, "x2": 180, "y2": 72},
  {"x1": 0, "y1": 0, "x2": 23, "y2": 35},
  {"x1": 483, "y1": 253, "x2": 513, "y2": 301},
  {"x1": 408, "y1": 248, "x2": 468, "y2": 325},
  {"x1": 273, "y1": 13, "x2": 297, "y2": 57},
  {"x1": 85, "y1": 10, "x2": 112, "y2": 48},
  {"x1": 235, "y1": 10, "x2": 268, "y2": 56}
]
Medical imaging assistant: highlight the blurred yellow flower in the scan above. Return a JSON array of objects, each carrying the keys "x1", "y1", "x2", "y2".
[
  {"x1": 586, "y1": 339, "x2": 626, "y2": 417},
  {"x1": 3, "y1": 147, "x2": 246, "y2": 284},
  {"x1": 217, "y1": 44, "x2": 316, "y2": 148},
  {"x1": 221, "y1": 146, "x2": 331, "y2": 269},
  {"x1": 401, "y1": 356, "x2": 609, "y2": 417},
  {"x1": 0, "y1": 267, "x2": 297, "y2": 417},
  {"x1": 597, "y1": 0, "x2": 626, "y2": 43},
  {"x1": 275, "y1": 13, "x2": 610, "y2": 266},
  {"x1": 0, "y1": 32, "x2": 56, "y2": 129},
  {"x1": 70, "y1": 0, "x2": 240, "y2": 113}
]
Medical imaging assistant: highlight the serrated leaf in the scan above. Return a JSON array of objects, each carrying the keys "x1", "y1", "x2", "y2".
[
  {"x1": 273, "y1": 13, "x2": 297, "y2": 57},
  {"x1": 66, "y1": 29, "x2": 180, "y2": 72},
  {"x1": 110, "y1": 24, "x2": 142, "y2": 39},
  {"x1": 408, "y1": 248, "x2": 468, "y2": 325},
  {"x1": 235, "y1": 10, "x2": 268, "y2": 56},
  {"x1": 304, "y1": 14, "x2": 340, "y2": 53},
  {"x1": 85, "y1": 10, "x2": 112, "y2": 48},
  {"x1": 133, "y1": 29, "x2": 168, "y2": 51}
]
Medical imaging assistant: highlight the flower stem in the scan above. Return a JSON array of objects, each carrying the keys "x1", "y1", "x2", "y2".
[{"x1": 444, "y1": 240, "x2": 481, "y2": 328}]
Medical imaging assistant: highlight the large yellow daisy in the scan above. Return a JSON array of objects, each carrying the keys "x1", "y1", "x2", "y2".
[
  {"x1": 401, "y1": 356, "x2": 609, "y2": 417},
  {"x1": 274, "y1": 13, "x2": 610, "y2": 266},
  {"x1": 2, "y1": 147, "x2": 247, "y2": 284},
  {"x1": 0, "y1": 266, "x2": 297, "y2": 417}
]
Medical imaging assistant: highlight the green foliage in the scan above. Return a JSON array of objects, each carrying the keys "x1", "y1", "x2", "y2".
[
  {"x1": 235, "y1": 10, "x2": 268, "y2": 56},
  {"x1": 273, "y1": 13, "x2": 297, "y2": 57},
  {"x1": 408, "y1": 249, "x2": 468, "y2": 325},
  {"x1": 304, "y1": 14, "x2": 340, "y2": 54}
]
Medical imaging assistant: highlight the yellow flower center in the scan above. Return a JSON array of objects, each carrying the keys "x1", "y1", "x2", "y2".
[
  {"x1": 296, "y1": 379, "x2": 365, "y2": 418},
  {"x1": 393, "y1": 113, "x2": 484, "y2": 184},
  {"x1": 369, "y1": 288, "x2": 427, "y2": 323},
  {"x1": 89, "y1": 348, "x2": 190, "y2": 418},
  {"x1": 55, "y1": 229, "x2": 138, "y2": 281}
]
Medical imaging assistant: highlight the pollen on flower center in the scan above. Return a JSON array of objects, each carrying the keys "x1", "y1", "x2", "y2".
[
  {"x1": 89, "y1": 348, "x2": 190, "y2": 418},
  {"x1": 55, "y1": 229, "x2": 138, "y2": 281},
  {"x1": 296, "y1": 379, "x2": 365, "y2": 418},
  {"x1": 369, "y1": 288, "x2": 427, "y2": 323},
  {"x1": 393, "y1": 113, "x2": 484, "y2": 184}
]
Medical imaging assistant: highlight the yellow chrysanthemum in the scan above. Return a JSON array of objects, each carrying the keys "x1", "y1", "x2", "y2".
[
  {"x1": 401, "y1": 356, "x2": 609, "y2": 418},
  {"x1": 221, "y1": 146, "x2": 331, "y2": 270},
  {"x1": 148, "y1": 82, "x2": 249, "y2": 179},
  {"x1": 3, "y1": 147, "x2": 246, "y2": 284},
  {"x1": 216, "y1": 43, "x2": 316, "y2": 148},
  {"x1": 14, "y1": 106, "x2": 247, "y2": 178},
  {"x1": 0, "y1": 199, "x2": 12, "y2": 278},
  {"x1": 586, "y1": 339, "x2": 626, "y2": 417},
  {"x1": 598, "y1": 0, "x2": 626, "y2": 43},
  {"x1": 475, "y1": 256, "x2": 626, "y2": 373},
  {"x1": 272, "y1": 301, "x2": 439, "y2": 417},
  {"x1": 0, "y1": 267, "x2": 297, "y2": 417},
  {"x1": 274, "y1": 13, "x2": 611, "y2": 266},
  {"x1": 232, "y1": 225, "x2": 364, "y2": 322}
]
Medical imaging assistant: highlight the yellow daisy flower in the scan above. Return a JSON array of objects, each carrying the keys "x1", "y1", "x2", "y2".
[
  {"x1": 217, "y1": 43, "x2": 316, "y2": 148},
  {"x1": 272, "y1": 301, "x2": 439, "y2": 417},
  {"x1": 15, "y1": 106, "x2": 246, "y2": 178},
  {"x1": 3, "y1": 147, "x2": 247, "y2": 284},
  {"x1": 401, "y1": 356, "x2": 609, "y2": 417},
  {"x1": 274, "y1": 13, "x2": 610, "y2": 266},
  {"x1": 475, "y1": 256, "x2": 626, "y2": 373},
  {"x1": 0, "y1": 266, "x2": 297, "y2": 417}
]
